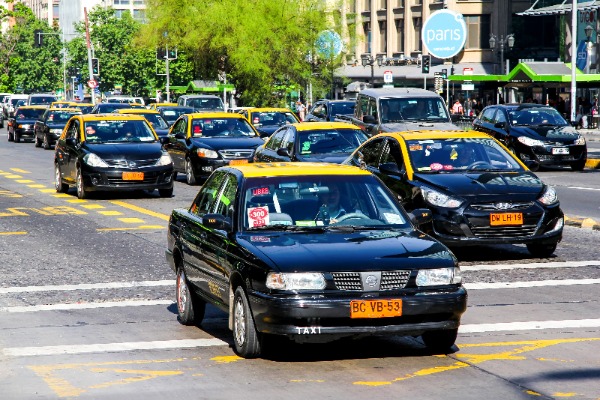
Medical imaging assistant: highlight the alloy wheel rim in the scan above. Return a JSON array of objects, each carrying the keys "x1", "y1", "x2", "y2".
[
  {"x1": 177, "y1": 271, "x2": 187, "y2": 314},
  {"x1": 77, "y1": 171, "x2": 83, "y2": 196},
  {"x1": 186, "y1": 161, "x2": 192, "y2": 182},
  {"x1": 233, "y1": 296, "x2": 246, "y2": 346},
  {"x1": 54, "y1": 166, "x2": 60, "y2": 190}
]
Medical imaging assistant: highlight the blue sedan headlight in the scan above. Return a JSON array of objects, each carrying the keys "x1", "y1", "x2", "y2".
[
  {"x1": 538, "y1": 186, "x2": 558, "y2": 205},
  {"x1": 83, "y1": 153, "x2": 108, "y2": 167},
  {"x1": 421, "y1": 187, "x2": 463, "y2": 208},
  {"x1": 266, "y1": 272, "x2": 326, "y2": 290},
  {"x1": 416, "y1": 267, "x2": 462, "y2": 286}
]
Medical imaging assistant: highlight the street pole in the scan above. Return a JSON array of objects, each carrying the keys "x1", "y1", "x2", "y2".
[
  {"x1": 84, "y1": 8, "x2": 95, "y2": 105},
  {"x1": 570, "y1": 0, "x2": 577, "y2": 123},
  {"x1": 165, "y1": 43, "x2": 170, "y2": 103},
  {"x1": 62, "y1": 30, "x2": 66, "y2": 100}
]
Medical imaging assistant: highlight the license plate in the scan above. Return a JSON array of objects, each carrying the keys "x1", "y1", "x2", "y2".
[
  {"x1": 350, "y1": 299, "x2": 402, "y2": 319},
  {"x1": 229, "y1": 159, "x2": 248, "y2": 165},
  {"x1": 552, "y1": 147, "x2": 569, "y2": 155},
  {"x1": 122, "y1": 172, "x2": 144, "y2": 180},
  {"x1": 490, "y1": 212, "x2": 523, "y2": 226}
]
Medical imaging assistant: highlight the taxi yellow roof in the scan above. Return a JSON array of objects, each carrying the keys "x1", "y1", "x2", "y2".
[
  {"x1": 231, "y1": 162, "x2": 369, "y2": 178},
  {"x1": 188, "y1": 112, "x2": 245, "y2": 119},
  {"x1": 77, "y1": 113, "x2": 148, "y2": 121},
  {"x1": 384, "y1": 130, "x2": 490, "y2": 140},
  {"x1": 293, "y1": 121, "x2": 362, "y2": 131},
  {"x1": 116, "y1": 108, "x2": 159, "y2": 114},
  {"x1": 249, "y1": 108, "x2": 294, "y2": 113}
]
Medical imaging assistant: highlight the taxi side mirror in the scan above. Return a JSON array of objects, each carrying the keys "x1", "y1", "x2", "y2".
[
  {"x1": 276, "y1": 148, "x2": 291, "y2": 158},
  {"x1": 363, "y1": 115, "x2": 377, "y2": 125},
  {"x1": 202, "y1": 213, "x2": 231, "y2": 232},
  {"x1": 379, "y1": 162, "x2": 402, "y2": 176},
  {"x1": 159, "y1": 136, "x2": 169, "y2": 145},
  {"x1": 408, "y1": 208, "x2": 433, "y2": 226}
]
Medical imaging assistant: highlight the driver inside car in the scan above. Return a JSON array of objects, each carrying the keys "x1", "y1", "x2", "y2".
[{"x1": 317, "y1": 184, "x2": 346, "y2": 224}]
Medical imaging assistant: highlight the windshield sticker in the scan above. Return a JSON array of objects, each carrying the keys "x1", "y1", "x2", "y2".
[
  {"x1": 409, "y1": 144, "x2": 423, "y2": 151},
  {"x1": 248, "y1": 206, "x2": 269, "y2": 228},
  {"x1": 449, "y1": 148, "x2": 458, "y2": 160},
  {"x1": 301, "y1": 141, "x2": 311, "y2": 153},
  {"x1": 430, "y1": 163, "x2": 443, "y2": 171},
  {"x1": 443, "y1": 165, "x2": 454, "y2": 170},
  {"x1": 250, "y1": 236, "x2": 271, "y2": 243},
  {"x1": 383, "y1": 213, "x2": 403, "y2": 224},
  {"x1": 252, "y1": 187, "x2": 270, "y2": 196}
]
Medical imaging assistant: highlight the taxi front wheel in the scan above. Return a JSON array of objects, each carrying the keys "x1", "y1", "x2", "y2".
[
  {"x1": 54, "y1": 164, "x2": 69, "y2": 193},
  {"x1": 76, "y1": 168, "x2": 89, "y2": 199},
  {"x1": 233, "y1": 287, "x2": 261, "y2": 358}
]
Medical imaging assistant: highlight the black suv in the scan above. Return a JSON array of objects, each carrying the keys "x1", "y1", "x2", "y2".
[
  {"x1": 305, "y1": 99, "x2": 356, "y2": 122},
  {"x1": 472, "y1": 103, "x2": 587, "y2": 171}
]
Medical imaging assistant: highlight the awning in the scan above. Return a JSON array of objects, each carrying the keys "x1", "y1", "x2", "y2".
[
  {"x1": 335, "y1": 62, "x2": 491, "y2": 81},
  {"x1": 518, "y1": 0, "x2": 600, "y2": 16}
]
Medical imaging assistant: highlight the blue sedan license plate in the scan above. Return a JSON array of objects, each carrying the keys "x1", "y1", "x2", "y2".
[
  {"x1": 350, "y1": 299, "x2": 402, "y2": 319},
  {"x1": 552, "y1": 147, "x2": 569, "y2": 155}
]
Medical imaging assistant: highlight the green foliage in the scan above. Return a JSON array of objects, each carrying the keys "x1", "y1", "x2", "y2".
[{"x1": 141, "y1": 0, "x2": 333, "y2": 106}]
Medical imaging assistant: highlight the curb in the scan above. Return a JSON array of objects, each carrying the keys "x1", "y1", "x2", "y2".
[
  {"x1": 587, "y1": 158, "x2": 600, "y2": 169},
  {"x1": 564, "y1": 215, "x2": 600, "y2": 231}
]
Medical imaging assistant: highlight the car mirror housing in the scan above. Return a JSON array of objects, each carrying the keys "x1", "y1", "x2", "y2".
[
  {"x1": 523, "y1": 160, "x2": 540, "y2": 172},
  {"x1": 159, "y1": 136, "x2": 170, "y2": 145},
  {"x1": 379, "y1": 162, "x2": 402, "y2": 176},
  {"x1": 276, "y1": 148, "x2": 291, "y2": 158},
  {"x1": 202, "y1": 213, "x2": 232, "y2": 232},
  {"x1": 494, "y1": 121, "x2": 506, "y2": 129},
  {"x1": 409, "y1": 208, "x2": 433, "y2": 226},
  {"x1": 65, "y1": 137, "x2": 77, "y2": 147},
  {"x1": 363, "y1": 115, "x2": 377, "y2": 125}
]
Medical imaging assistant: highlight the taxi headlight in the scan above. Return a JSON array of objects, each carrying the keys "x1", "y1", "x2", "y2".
[
  {"x1": 83, "y1": 153, "x2": 109, "y2": 167},
  {"x1": 538, "y1": 186, "x2": 558, "y2": 206},
  {"x1": 517, "y1": 136, "x2": 546, "y2": 147},
  {"x1": 196, "y1": 148, "x2": 218, "y2": 158},
  {"x1": 416, "y1": 267, "x2": 462, "y2": 286},
  {"x1": 421, "y1": 187, "x2": 463, "y2": 208},
  {"x1": 266, "y1": 272, "x2": 326, "y2": 290},
  {"x1": 155, "y1": 152, "x2": 172, "y2": 166},
  {"x1": 574, "y1": 136, "x2": 586, "y2": 145}
]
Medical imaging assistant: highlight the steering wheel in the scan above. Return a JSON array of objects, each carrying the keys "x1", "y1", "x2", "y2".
[
  {"x1": 332, "y1": 212, "x2": 371, "y2": 224},
  {"x1": 466, "y1": 161, "x2": 493, "y2": 170}
]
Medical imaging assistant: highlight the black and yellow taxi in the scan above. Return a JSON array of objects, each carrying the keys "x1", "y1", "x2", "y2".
[
  {"x1": 163, "y1": 112, "x2": 264, "y2": 185},
  {"x1": 253, "y1": 121, "x2": 368, "y2": 163},
  {"x1": 54, "y1": 114, "x2": 174, "y2": 199},
  {"x1": 116, "y1": 108, "x2": 170, "y2": 137},
  {"x1": 239, "y1": 107, "x2": 300, "y2": 138},
  {"x1": 50, "y1": 101, "x2": 79, "y2": 109},
  {"x1": 72, "y1": 102, "x2": 94, "y2": 114},
  {"x1": 34, "y1": 107, "x2": 82, "y2": 149},
  {"x1": 343, "y1": 130, "x2": 564, "y2": 257},
  {"x1": 7, "y1": 105, "x2": 47, "y2": 142},
  {"x1": 166, "y1": 162, "x2": 466, "y2": 358},
  {"x1": 148, "y1": 102, "x2": 177, "y2": 110}
]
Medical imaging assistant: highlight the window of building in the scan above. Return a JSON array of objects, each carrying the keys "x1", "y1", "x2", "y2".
[
  {"x1": 394, "y1": 0, "x2": 405, "y2": 7},
  {"x1": 379, "y1": 0, "x2": 387, "y2": 10},
  {"x1": 133, "y1": 9, "x2": 145, "y2": 20},
  {"x1": 363, "y1": 22, "x2": 371, "y2": 53},
  {"x1": 413, "y1": 17, "x2": 422, "y2": 51},
  {"x1": 464, "y1": 15, "x2": 491, "y2": 49},
  {"x1": 379, "y1": 21, "x2": 387, "y2": 53},
  {"x1": 395, "y1": 19, "x2": 404, "y2": 53},
  {"x1": 114, "y1": 0, "x2": 131, "y2": 5}
]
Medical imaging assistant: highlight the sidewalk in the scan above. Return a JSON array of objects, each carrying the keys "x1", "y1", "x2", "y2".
[{"x1": 578, "y1": 128, "x2": 600, "y2": 169}]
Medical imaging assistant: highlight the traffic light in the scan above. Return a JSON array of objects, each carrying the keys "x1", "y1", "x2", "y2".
[
  {"x1": 91, "y1": 58, "x2": 99, "y2": 75},
  {"x1": 167, "y1": 48, "x2": 177, "y2": 60},
  {"x1": 421, "y1": 55, "x2": 430, "y2": 74},
  {"x1": 441, "y1": 68, "x2": 448, "y2": 79},
  {"x1": 156, "y1": 48, "x2": 166, "y2": 60},
  {"x1": 34, "y1": 29, "x2": 42, "y2": 47}
]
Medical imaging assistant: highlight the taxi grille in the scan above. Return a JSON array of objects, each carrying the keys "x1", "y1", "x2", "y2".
[
  {"x1": 471, "y1": 201, "x2": 533, "y2": 211},
  {"x1": 220, "y1": 149, "x2": 254, "y2": 160},
  {"x1": 331, "y1": 271, "x2": 411, "y2": 291},
  {"x1": 470, "y1": 225, "x2": 538, "y2": 238},
  {"x1": 105, "y1": 159, "x2": 158, "y2": 168}
]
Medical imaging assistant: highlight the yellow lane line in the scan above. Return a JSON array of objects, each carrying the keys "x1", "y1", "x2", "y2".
[
  {"x1": 96, "y1": 226, "x2": 165, "y2": 231},
  {"x1": 0, "y1": 231, "x2": 27, "y2": 235},
  {"x1": 110, "y1": 201, "x2": 170, "y2": 221},
  {"x1": 10, "y1": 168, "x2": 30, "y2": 173}
]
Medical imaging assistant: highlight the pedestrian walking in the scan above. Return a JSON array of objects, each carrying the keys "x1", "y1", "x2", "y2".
[
  {"x1": 452, "y1": 99, "x2": 464, "y2": 115},
  {"x1": 296, "y1": 100, "x2": 307, "y2": 121}
]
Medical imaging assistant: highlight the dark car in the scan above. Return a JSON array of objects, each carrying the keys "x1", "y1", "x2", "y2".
[
  {"x1": 54, "y1": 114, "x2": 174, "y2": 199},
  {"x1": 7, "y1": 106, "x2": 47, "y2": 142},
  {"x1": 253, "y1": 121, "x2": 368, "y2": 163},
  {"x1": 34, "y1": 108, "x2": 81, "y2": 149},
  {"x1": 164, "y1": 112, "x2": 264, "y2": 185},
  {"x1": 343, "y1": 131, "x2": 564, "y2": 257},
  {"x1": 89, "y1": 102, "x2": 145, "y2": 114},
  {"x1": 305, "y1": 99, "x2": 356, "y2": 122},
  {"x1": 239, "y1": 107, "x2": 300, "y2": 138},
  {"x1": 116, "y1": 109, "x2": 170, "y2": 137},
  {"x1": 27, "y1": 93, "x2": 58, "y2": 106},
  {"x1": 157, "y1": 106, "x2": 194, "y2": 127},
  {"x1": 166, "y1": 162, "x2": 467, "y2": 358},
  {"x1": 472, "y1": 103, "x2": 587, "y2": 171}
]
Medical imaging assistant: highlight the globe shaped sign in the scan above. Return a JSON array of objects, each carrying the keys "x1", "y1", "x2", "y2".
[
  {"x1": 315, "y1": 30, "x2": 343, "y2": 59},
  {"x1": 422, "y1": 10, "x2": 467, "y2": 59}
]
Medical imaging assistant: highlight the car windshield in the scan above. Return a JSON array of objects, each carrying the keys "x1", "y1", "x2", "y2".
[
  {"x1": 76, "y1": 105, "x2": 94, "y2": 113},
  {"x1": 16, "y1": 108, "x2": 46, "y2": 119},
  {"x1": 191, "y1": 118, "x2": 257, "y2": 137},
  {"x1": 47, "y1": 111, "x2": 79, "y2": 123},
  {"x1": 95, "y1": 104, "x2": 135, "y2": 113},
  {"x1": 298, "y1": 129, "x2": 368, "y2": 155},
  {"x1": 160, "y1": 107, "x2": 193, "y2": 123},
  {"x1": 252, "y1": 112, "x2": 297, "y2": 126},
  {"x1": 330, "y1": 102, "x2": 355, "y2": 116},
  {"x1": 29, "y1": 96, "x2": 56, "y2": 105},
  {"x1": 188, "y1": 98, "x2": 223, "y2": 110},
  {"x1": 407, "y1": 137, "x2": 523, "y2": 172},
  {"x1": 136, "y1": 113, "x2": 169, "y2": 129},
  {"x1": 84, "y1": 120, "x2": 157, "y2": 143},
  {"x1": 380, "y1": 98, "x2": 450, "y2": 123},
  {"x1": 509, "y1": 108, "x2": 569, "y2": 126},
  {"x1": 242, "y1": 175, "x2": 410, "y2": 231}
]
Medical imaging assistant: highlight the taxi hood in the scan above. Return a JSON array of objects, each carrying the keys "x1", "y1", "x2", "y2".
[
  {"x1": 238, "y1": 230, "x2": 455, "y2": 272},
  {"x1": 84, "y1": 142, "x2": 164, "y2": 159},
  {"x1": 191, "y1": 136, "x2": 264, "y2": 150},
  {"x1": 380, "y1": 121, "x2": 462, "y2": 132},
  {"x1": 510, "y1": 125, "x2": 579, "y2": 141}
]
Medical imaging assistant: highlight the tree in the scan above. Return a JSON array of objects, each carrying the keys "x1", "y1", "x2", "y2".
[{"x1": 140, "y1": 0, "x2": 332, "y2": 106}]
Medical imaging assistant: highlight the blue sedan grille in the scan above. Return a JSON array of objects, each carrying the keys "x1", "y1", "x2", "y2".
[{"x1": 331, "y1": 271, "x2": 411, "y2": 291}]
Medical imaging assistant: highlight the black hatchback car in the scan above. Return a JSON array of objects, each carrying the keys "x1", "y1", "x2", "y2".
[
  {"x1": 304, "y1": 99, "x2": 356, "y2": 122},
  {"x1": 166, "y1": 163, "x2": 466, "y2": 358},
  {"x1": 90, "y1": 102, "x2": 145, "y2": 114},
  {"x1": 7, "y1": 106, "x2": 47, "y2": 142},
  {"x1": 34, "y1": 108, "x2": 81, "y2": 149},
  {"x1": 54, "y1": 114, "x2": 174, "y2": 199},
  {"x1": 343, "y1": 131, "x2": 564, "y2": 258},
  {"x1": 472, "y1": 103, "x2": 587, "y2": 170}
]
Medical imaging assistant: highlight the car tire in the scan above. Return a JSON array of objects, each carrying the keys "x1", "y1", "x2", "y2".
[
  {"x1": 158, "y1": 187, "x2": 173, "y2": 198},
  {"x1": 570, "y1": 156, "x2": 587, "y2": 171},
  {"x1": 7, "y1": 129, "x2": 13, "y2": 142},
  {"x1": 55, "y1": 164, "x2": 69, "y2": 193},
  {"x1": 421, "y1": 328, "x2": 458, "y2": 354},
  {"x1": 526, "y1": 242, "x2": 557, "y2": 258},
  {"x1": 76, "y1": 168, "x2": 88, "y2": 199},
  {"x1": 232, "y1": 286, "x2": 261, "y2": 358},
  {"x1": 176, "y1": 267, "x2": 205, "y2": 325},
  {"x1": 172, "y1": 171, "x2": 177, "y2": 181},
  {"x1": 14, "y1": 132, "x2": 20, "y2": 143},
  {"x1": 43, "y1": 134, "x2": 51, "y2": 150},
  {"x1": 34, "y1": 134, "x2": 42, "y2": 147},
  {"x1": 185, "y1": 157, "x2": 197, "y2": 185}
]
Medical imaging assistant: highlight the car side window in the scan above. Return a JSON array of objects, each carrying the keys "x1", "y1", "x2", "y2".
[
  {"x1": 280, "y1": 128, "x2": 295, "y2": 153},
  {"x1": 494, "y1": 109, "x2": 507, "y2": 124},
  {"x1": 380, "y1": 139, "x2": 404, "y2": 168},
  {"x1": 191, "y1": 171, "x2": 225, "y2": 216},
  {"x1": 171, "y1": 118, "x2": 186, "y2": 137},
  {"x1": 214, "y1": 174, "x2": 238, "y2": 223},
  {"x1": 360, "y1": 138, "x2": 385, "y2": 167},
  {"x1": 368, "y1": 98, "x2": 378, "y2": 120},
  {"x1": 481, "y1": 107, "x2": 496, "y2": 123},
  {"x1": 357, "y1": 95, "x2": 369, "y2": 119},
  {"x1": 266, "y1": 129, "x2": 285, "y2": 150},
  {"x1": 64, "y1": 120, "x2": 79, "y2": 141}
]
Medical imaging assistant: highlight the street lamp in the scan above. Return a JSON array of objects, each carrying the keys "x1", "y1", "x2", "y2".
[
  {"x1": 360, "y1": 53, "x2": 384, "y2": 85},
  {"x1": 489, "y1": 33, "x2": 515, "y2": 75}
]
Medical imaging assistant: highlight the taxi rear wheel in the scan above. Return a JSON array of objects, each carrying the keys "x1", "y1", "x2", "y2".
[
  {"x1": 232, "y1": 286, "x2": 261, "y2": 358},
  {"x1": 185, "y1": 157, "x2": 197, "y2": 185},
  {"x1": 76, "y1": 168, "x2": 88, "y2": 199},
  {"x1": 54, "y1": 164, "x2": 69, "y2": 193},
  {"x1": 34, "y1": 134, "x2": 42, "y2": 147},
  {"x1": 43, "y1": 134, "x2": 51, "y2": 150},
  {"x1": 421, "y1": 328, "x2": 458, "y2": 354},
  {"x1": 7, "y1": 129, "x2": 13, "y2": 141},
  {"x1": 176, "y1": 267, "x2": 205, "y2": 325}
]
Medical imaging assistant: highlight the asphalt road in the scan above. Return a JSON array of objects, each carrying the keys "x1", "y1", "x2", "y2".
[{"x1": 1, "y1": 129, "x2": 599, "y2": 400}]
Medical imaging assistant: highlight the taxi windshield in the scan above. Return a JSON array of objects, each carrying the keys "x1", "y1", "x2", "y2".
[
  {"x1": 298, "y1": 129, "x2": 368, "y2": 155},
  {"x1": 242, "y1": 175, "x2": 410, "y2": 231},
  {"x1": 191, "y1": 118, "x2": 257, "y2": 137},
  {"x1": 407, "y1": 138, "x2": 522, "y2": 172},
  {"x1": 84, "y1": 120, "x2": 157, "y2": 143},
  {"x1": 138, "y1": 113, "x2": 169, "y2": 129}
]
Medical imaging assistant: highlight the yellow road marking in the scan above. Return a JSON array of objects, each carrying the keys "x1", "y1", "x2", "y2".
[
  {"x1": 10, "y1": 168, "x2": 30, "y2": 173},
  {"x1": 98, "y1": 211, "x2": 123, "y2": 216},
  {"x1": 80, "y1": 204, "x2": 104, "y2": 209},
  {"x1": 0, "y1": 190, "x2": 22, "y2": 198},
  {"x1": 0, "y1": 231, "x2": 27, "y2": 235},
  {"x1": 210, "y1": 355, "x2": 241, "y2": 364},
  {"x1": 110, "y1": 200, "x2": 170, "y2": 221},
  {"x1": 52, "y1": 194, "x2": 72, "y2": 198},
  {"x1": 118, "y1": 217, "x2": 145, "y2": 223},
  {"x1": 16, "y1": 180, "x2": 34, "y2": 183},
  {"x1": 5, "y1": 174, "x2": 22, "y2": 178},
  {"x1": 27, "y1": 184, "x2": 46, "y2": 188},
  {"x1": 39, "y1": 188, "x2": 55, "y2": 193}
]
